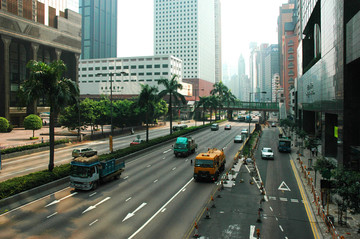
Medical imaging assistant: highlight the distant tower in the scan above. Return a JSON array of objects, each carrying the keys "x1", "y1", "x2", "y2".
[
  {"x1": 154, "y1": 0, "x2": 221, "y2": 83},
  {"x1": 79, "y1": 0, "x2": 117, "y2": 59}
]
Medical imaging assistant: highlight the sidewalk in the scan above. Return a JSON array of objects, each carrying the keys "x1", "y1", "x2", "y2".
[{"x1": 288, "y1": 130, "x2": 360, "y2": 239}]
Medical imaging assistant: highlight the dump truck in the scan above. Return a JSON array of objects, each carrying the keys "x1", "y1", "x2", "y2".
[
  {"x1": 173, "y1": 136, "x2": 198, "y2": 157},
  {"x1": 193, "y1": 148, "x2": 226, "y2": 181},
  {"x1": 70, "y1": 155, "x2": 125, "y2": 190}
]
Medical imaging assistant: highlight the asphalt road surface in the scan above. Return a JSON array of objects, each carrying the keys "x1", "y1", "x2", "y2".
[{"x1": 0, "y1": 121, "x2": 253, "y2": 238}]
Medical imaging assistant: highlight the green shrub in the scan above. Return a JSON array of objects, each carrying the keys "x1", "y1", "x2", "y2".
[
  {"x1": 7, "y1": 124, "x2": 13, "y2": 132},
  {"x1": 1, "y1": 139, "x2": 70, "y2": 155},
  {"x1": 24, "y1": 114, "x2": 42, "y2": 138},
  {"x1": 0, "y1": 117, "x2": 9, "y2": 132},
  {"x1": 0, "y1": 164, "x2": 70, "y2": 200}
]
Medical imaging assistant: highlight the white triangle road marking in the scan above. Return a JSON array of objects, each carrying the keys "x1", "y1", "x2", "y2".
[{"x1": 278, "y1": 181, "x2": 291, "y2": 191}]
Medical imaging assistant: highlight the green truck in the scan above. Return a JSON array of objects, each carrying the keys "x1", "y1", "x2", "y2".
[{"x1": 173, "y1": 137, "x2": 198, "y2": 157}]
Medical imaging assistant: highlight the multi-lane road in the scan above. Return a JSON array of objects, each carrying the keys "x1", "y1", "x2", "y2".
[
  {"x1": 0, "y1": 121, "x2": 318, "y2": 238},
  {"x1": 0, "y1": 121, "x2": 253, "y2": 238}
]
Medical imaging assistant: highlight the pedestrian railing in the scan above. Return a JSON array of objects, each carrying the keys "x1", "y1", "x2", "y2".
[{"x1": 297, "y1": 156, "x2": 342, "y2": 239}]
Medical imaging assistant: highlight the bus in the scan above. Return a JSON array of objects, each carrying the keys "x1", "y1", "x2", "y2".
[
  {"x1": 278, "y1": 137, "x2": 291, "y2": 153},
  {"x1": 173, "y1": 124, "x2": 188, "y2": 132}
]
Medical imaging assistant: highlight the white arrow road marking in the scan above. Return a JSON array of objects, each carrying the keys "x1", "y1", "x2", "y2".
[
  {"x1": 125, "y1": 197, "x2": 132, "y2": 202},
  {"x1": 278, "y1": 181, "x2": 291, "y2": 191},
  {"x1": 45, "y1": 192, "x2": 78, "y2": 207},
  {"x1": 249, "y1": 225, "x2": 256, "y2": 239},
  {"x1": 82, "y1": 197, "x2": 111, "y2": 214},
  {"x1": 123, "y1": 203, "x2": 147, "y2": 222},
  {"x1": 163, "y1": 149, "x2": 172, "y2": 153},
  {"x1": 128, "y1": 178, "x2": 193, "y2": 239}
]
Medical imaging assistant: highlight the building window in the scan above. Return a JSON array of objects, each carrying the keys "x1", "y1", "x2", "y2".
[
  {"x1": 162, "y1": 64, "x2": 169, "y2": 68},
  {"x1": 116, "y1": 66, "x2": 121, "y2": 69},
  {"x1": 102, "y1": 67, "x2": 107, "y2": 70},
  {"x1": 139, "y1": 65, "x2": 144, "y2": 69},
  {"x1": 95, "y1": 67, "x2": 100, "y2": 70},
  {"x1": 131, "y1": 65, "x2": 137, "y2": 69},
  {"x1": 146, "y1": 65, "x2": 153, "y2": 68}
]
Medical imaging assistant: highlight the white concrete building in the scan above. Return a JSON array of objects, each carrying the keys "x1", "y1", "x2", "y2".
[
  {"x1": 154, "y1": 0, "x2": 220, "y2": 83},
  {"x1": 79, "y1": 55, "x2": 191, "y2": 97}
]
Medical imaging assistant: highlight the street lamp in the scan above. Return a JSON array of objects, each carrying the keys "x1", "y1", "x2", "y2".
[{"x1": 248, "y1": 91, "x2": 266, "y2": 136}]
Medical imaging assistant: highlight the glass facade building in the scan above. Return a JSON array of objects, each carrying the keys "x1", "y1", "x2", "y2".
[
  {"x1": 297, "y1": 0, "x2": 360, "y2": 169},
  {"x1": 79, "y1": 0, "x2": 117, "y2": 59}
]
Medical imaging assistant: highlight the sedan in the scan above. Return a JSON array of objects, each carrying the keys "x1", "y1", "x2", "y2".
[
  {"x1": 130, "y1": 138, "x2": 145, "y2": 146},
  {"x1": 261, "y1": 147, "x2": 274, "y2": 159},
  {"x1": 234, "y1": 135, "x2": 243, "y2": 143},
  {"x1": 224, "y1": 124, "x2": 231, "y2": 130}
]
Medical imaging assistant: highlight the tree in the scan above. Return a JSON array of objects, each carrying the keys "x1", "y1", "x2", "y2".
[
  {"x1": 223, "y1": 90, "x2": 237, "y2": 119},
  {"x1": 211, "y1": 81, "x2": 229, "y2": 119},
  {"x1": 158, "y1": 75, "x2": 186, "y2": 134},
  {"x1": 196, "y1": 96, "x2": 211, "y2": 125},
  {"x1": 209, "y1": 95, "x2": 221, "y2": 122},
  {"x1": 20, "y1": 60, "x2": 79, "y2": 171},
  {"x1": 138, "y1": 84, "x2": 159, "y2": 142},
  {"x1": 332, "y1": 168, "x2": 360, "y2": 214},
  {"x1": 0, "y1": 117, "x2": 9, "y2": 132},
  {"x1": 24, "y1": 114, "x2": 42, "y2": 138}
]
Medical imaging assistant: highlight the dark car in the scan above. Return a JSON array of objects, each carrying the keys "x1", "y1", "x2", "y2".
[
  {"x1": 211, "y1": 123, "x2": 219, "y2": 131},
  {"x1": 234, "y1": 135, "x2": 243, "y2": 143},
  {"x1": 130, "y1": 138, "x2": 145, "y2": 146},
  {"x1": 224, "y1": 124, "x2": 231, "y2": 130}
]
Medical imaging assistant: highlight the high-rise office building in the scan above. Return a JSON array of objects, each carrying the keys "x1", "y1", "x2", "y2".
[
  {"x1": 0, "y1": 0, "x2": 81, "y2": 125},
  {"x1": 154, "y1": 0, "x2": 221, "y2": 84},
  {"x1": 79, "y1": 0, "x2": 117, "y2": 59}
]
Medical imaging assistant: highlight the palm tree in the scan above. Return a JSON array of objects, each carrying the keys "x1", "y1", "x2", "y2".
[
  {"x1": 211, "y1": 81, "x2": 229, "y2": 119},
  {"x1": 138, "y1": 84, "x2": 159, "y2": 142},
  {"x1": 158, "y1": 74, "x2": 186, "y2": 134},
  {"x1": 196, "y1": 96, "x2": 212, "y2": 125},
  {"x1": 209, "y1": 95, "x2": 221, "y2": 123},
  {"x1": 21, "y1": 60, "x2": 79, "y2": 171},
  {"x1": 223, "y1": 90, "x2": 237, "y2": 119}
]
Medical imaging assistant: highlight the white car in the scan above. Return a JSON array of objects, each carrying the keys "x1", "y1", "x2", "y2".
[{"x1": 261, "y1": 147, "x2": 274, "y2": 160}]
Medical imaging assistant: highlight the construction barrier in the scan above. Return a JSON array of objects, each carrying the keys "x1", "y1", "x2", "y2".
[{"x1": 297, "y1": 157, "x2": 342, "y2": 239}]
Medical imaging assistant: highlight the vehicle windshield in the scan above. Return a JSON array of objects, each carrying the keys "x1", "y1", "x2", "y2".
[
  {"x1": 263, "y1": 148, "x2": 272, "y2": 153},
  {"x1": 174, "y1": 143, "x2": 186, "y2": 149},
  {"x1": 70, "y1": 165, "x2": 95, "y2": 178},
  {"x1": 195, "y1": 160, "x2": 214, "y2": 168},
  {"x1": 279, "y1": 141, "x2": 291, "y2": 147}
]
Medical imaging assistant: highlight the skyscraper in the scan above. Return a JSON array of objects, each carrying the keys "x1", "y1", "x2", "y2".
[
  {"x1": 154, "y1": 0, "x2": 221, "y2": 83},
  {"x1": 0, "y1": 0, "x2": 81, "y2": 124},
  {"x1": 79, "y1": 0, "x2": 117, "y2": 59}
]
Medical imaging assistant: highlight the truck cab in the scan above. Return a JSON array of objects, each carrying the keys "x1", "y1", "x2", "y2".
[
  {"x1": 70, "y1": 161, "x2": 100, "y2": 190},
  {"x1": 174, "y1": 137, "x2": 197, "y2": 157},
  {"x1": 193, "y1": 148, "x2": 225, "y2": 181}
]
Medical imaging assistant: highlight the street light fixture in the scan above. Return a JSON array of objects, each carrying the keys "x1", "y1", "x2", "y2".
[{"x1": 248, "y1": 91, "x2": 267, "y2": 136}]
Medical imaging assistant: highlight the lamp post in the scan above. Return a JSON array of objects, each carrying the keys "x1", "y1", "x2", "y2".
[{"x1": 248, "y1": 91, "x2": 266, "y2": 136}]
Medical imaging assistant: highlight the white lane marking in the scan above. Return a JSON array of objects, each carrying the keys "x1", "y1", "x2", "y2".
[
  {"x1": 269, "y1": 196, "x2": 276, "y2": 200},
  {"x1": 45, "y1": 192, "x2": 78, "y2": 207},
  {"x1": 182, "y1": 188, "x2": 186, "y2": 192},
  {"x1": 163, "y1": 157, "x2": 166, "y2": 159},
  {"x1": 123, "y1": 203, "x2": 147, "y2": 222},
  {"x1": 161, "y1": 208, "x2": 166, "y2": 213},
  {"x1": 163, "y1": 149, "x2": 172, "y2": 154},
  {"x1": 154, "y1": 179, "x2": 158, "y2": 183},
  {"x1": 285, "y1": 237, "x2": 288, "y2": 239},
  {"x1": 291, "y1": 199, "x2": 299, "y2": 203},
  {"x1": 124, "y1": 176, "x2": 129, "y2": 180},
  {"x1": 126, "y1": 197, "x2": 132, "y2": 202},
  {"x1": 275, "y1": 217, "x2": 278, "y2": 221},
  {"x1": 249, "y1": 225, "x2": 256, "y2": 239},
  {"x1": 89, "y1": 219, "x2": 99, "y2": 226},
  {"x1": 128, "y1": 178, "x2": 193, "y2": 239},
  {"x1": 278, "y1": 181, "x2": 291, "y2": 191},
  {"x1": 1, "y1": 187, "x2": 70, "y2": 217},
  {"x1": 89, "y1": 192, "x2": 97, "y2": 197},
  {"x1": 185, "y1": 159, "x2": 189, "y2": 162},
  {"x1": 279, "y1": 225, "x2": 284, "y2": 232},
  {"x1": 47, "y1": 212, "x2": 58, "y2": 219},
  {"x1": 279, "y1": 197, "x2": 288, "y2": 202},
  {"x1": 264, "y1": 195, "x2": 268, "y2": 201},
  {"x1": 269, "y1": 206, "x2": 273, "y2": 212},
  {"x1": 146, "y1": 165, "x2": 151, "y2": 168},
  {"x1": 82, "y1": 197, "x2": 111, "y2": 214},
  {"x1": 172, "y1": 167, "x2": 176, "y2": 171}
]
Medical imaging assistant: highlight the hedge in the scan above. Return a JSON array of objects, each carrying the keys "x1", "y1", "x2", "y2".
[{"x1": 1, "y1": 139, "x2": 70, "y2": 155}]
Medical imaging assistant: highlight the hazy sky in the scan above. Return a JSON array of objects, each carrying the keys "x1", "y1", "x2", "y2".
[{"x1": 117, "y1": 0, "x2": 287, "y2": 76}]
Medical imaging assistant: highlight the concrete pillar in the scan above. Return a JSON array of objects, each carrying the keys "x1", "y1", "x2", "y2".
[
  {"x1": 1, "y1": 36, "x2": 11, "y2": 120},
  {"x1": 55, "y1": 49, "x2": 62, "y2": 60},
  {"x1": 74, "y1": 53, "x2": 80, "y2": 84},
  {"x1": 27, "y1": 43, "x2": 40, "y2": 115},
  {"x1": 31, "y1": 43, "x2": 39, "y2": 60}
]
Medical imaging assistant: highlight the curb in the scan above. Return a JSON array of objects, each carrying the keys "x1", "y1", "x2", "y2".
[{"x1": 0, "y1": 176, "x2": 69, "y2": 213}]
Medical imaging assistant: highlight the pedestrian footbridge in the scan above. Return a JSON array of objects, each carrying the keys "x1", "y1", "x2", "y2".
[{"x1": 222, "y1": 102, "x2": 279, "y2": 111}]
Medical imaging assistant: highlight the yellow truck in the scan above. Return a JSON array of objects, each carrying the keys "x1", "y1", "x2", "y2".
[{"x1": 193, "y1": 148, "x2": 226, "y2": 181}]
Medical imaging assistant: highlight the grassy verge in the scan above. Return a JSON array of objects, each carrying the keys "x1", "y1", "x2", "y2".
[{"x1": 1, "y1": 139, "x2": 70, "y2": 155}]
